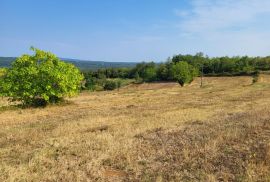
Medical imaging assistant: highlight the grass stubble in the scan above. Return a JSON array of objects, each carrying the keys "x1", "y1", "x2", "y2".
[{"x1": 0, "y1": 75, "x2": 270, "y2": 181}]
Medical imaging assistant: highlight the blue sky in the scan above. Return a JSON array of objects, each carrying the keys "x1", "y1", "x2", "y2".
[{"x1": 1, "y1": 0, "x2": 270, "y2": 62}]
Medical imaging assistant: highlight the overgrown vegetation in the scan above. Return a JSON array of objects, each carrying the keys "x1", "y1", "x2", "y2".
[
  {"x1": 0, "y1": 47, "x2": 84, "y2": 106},
  {"x1": 104, "y1": 80, "x2": 121, "y2": 91}
]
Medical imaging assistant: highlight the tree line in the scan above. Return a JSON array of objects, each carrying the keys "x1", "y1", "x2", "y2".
[
  {"x1": 83, "y1": 60, "x2": 198, "y2": 90},
  {"x1": 83, "y1": 53, "x2": 270, "y2": 90}
]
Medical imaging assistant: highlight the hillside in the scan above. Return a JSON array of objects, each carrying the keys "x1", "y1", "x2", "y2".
[
  {"x1": 0, "y1": 75, "x2": 270, "y2": 181},
  {"x1": 0, "y1": 57, "x2": 16, "y2": 67},
  {"x1": 0, "y1": 57, "x2": 137, "y2": 70}
]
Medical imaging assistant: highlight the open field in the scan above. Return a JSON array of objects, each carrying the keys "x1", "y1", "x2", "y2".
[{"x1": 1, "y1": 75, "x2": 270, "y2": 181}]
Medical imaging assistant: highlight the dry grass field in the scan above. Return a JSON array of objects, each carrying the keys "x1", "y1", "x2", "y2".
[{"x1": 1, "y1": 75, "x2": 270, "y2": 181}]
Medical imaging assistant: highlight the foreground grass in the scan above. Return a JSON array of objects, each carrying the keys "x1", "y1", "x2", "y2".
[{"x1": 0, "y1": 75, "x2": 270, "y2": 181}]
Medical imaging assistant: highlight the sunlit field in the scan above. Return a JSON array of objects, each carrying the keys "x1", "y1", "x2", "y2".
[{"x1": 1, "y1": 75, "x2": 270, "y2": 181}]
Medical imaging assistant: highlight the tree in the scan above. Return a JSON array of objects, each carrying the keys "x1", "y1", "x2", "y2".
[
  {"x1": 171, "y1": 62, "x2": 196, "y2": 86},
  {"x1": 157, "y1": 63, "x2": 169, "y2": 81},
  {"x1": 141, "y1": 67, "x2": 157, "y2": 82},
  {"x1": 0, "y1": 47, "x2": 84, "y2": 106}
]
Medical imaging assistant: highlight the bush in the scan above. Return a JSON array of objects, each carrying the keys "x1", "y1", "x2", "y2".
[
  {"x1": 104, "y1": 80, "x2": 118, "y2": 90},
  {"x1": 252, "y1": 71, "x2": 259, "y2": 84},
  {"x1": 85, "y1": 76, "x2": 97, "y2": 91},
  {"x1": 0, "y1": 47, "x2": 84, "y2": 106}
]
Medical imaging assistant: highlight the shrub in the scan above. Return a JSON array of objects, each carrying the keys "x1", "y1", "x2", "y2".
[
  {"x1": 85, "y1": 76, "x2": 97, "y2": 91},
  {"x1": 252, "y1": 71, "x2": 259, "y2": 84},
  {"x1": 0, "y1": 47, "x2": 84, "y2": 106},
  {"x1": 104, "y1": 80, "x2": 118, "y2": 90}
]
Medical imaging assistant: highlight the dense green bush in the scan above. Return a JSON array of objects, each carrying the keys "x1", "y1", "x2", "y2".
[
  {"x1": 104, "y1": 80, "x2": 118, "y2": 90},
  {"x1": 0, "y1": 47, "x2": 84, "y2": 106},
  {"x1": 84, "y1": 75, "x2": 97, "y2": 91}
]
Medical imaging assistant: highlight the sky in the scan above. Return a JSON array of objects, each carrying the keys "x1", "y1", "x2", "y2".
[{"x1": 1, "y1": 0, "x2": 270, "y2": 62}]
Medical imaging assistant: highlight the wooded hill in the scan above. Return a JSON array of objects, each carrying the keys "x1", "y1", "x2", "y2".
[{"x1": 0, "y1": 57, "x2": 137, "y2": 70}]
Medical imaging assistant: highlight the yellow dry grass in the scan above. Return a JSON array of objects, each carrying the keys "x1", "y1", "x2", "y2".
[{"x1": 0, "y1": 75, "x2": 270, "y2": 181}]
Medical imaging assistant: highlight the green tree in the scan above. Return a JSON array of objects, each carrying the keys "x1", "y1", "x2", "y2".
[
  {"x1": 141, "y1": 67, "x2": 157, "y2": 82},
  {"x1": 157, "y1": 63, "x2": 169, "y2": 81},
  {"x1": 0, "y1": 47, "x2": 84, "y2": 106},
  {"x1": 171, "y1": 62, "x2": 195, "y2": 86}
]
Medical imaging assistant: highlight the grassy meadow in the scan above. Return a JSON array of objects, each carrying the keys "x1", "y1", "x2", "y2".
[{"x1": 1, "y1": 75, "x2": 270, "y2": 181}]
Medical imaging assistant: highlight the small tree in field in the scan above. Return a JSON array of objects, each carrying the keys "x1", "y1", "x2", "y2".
[
  {"x1": 0, "y1": 47, "x2": 84, "y2": 106},
  {"x1": 171, "y1": 61, "x2": 197, "y2": 86}
]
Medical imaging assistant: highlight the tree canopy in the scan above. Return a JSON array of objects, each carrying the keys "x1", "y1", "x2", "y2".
[{"x1": 0, "y1": 47, "x2": 84, "y2": 106}]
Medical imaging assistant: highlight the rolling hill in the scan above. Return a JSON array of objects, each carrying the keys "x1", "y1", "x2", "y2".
[{"x1": 0, "y1": 57, "x2": 137, "y2": 70}]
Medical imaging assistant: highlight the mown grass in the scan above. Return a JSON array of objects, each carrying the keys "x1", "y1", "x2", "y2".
[{"x1": 0, "y1": 75, "x2": 270, "y2": 181}]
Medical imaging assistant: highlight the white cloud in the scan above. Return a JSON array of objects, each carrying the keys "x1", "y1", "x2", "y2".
[
  {"x1": 180, "y1": 0, "x2": 270, "y2": 33},
  {"x1": 174, "y1": 0, "x2": 270, "y2": 56},
  {"x1": 173, "y1": 9, "x2": 190, "y2": 17}
]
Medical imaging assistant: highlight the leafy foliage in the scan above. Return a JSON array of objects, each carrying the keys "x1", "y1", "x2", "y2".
[
  {"x1": 0, "y1": 68, "x2": 7, "y2": 77},
  {"x1": 141, "y1": 66, "x2": 157, "y2": 82},
  {"x1": 104, "y1": 80, "x2": 119, "y2": 90},
  {"x1": 170, "y1": 62, "x2": 198, "y2": 86},
  {"x1": 0, "y1": 47, "x2": 84, "y2": 106},
  {"x1": 81, "y1": 52, "x2": 270, "y2": 91},
  {"x1": 172, "y1": 54, "x2": 262, "y2": 76}
]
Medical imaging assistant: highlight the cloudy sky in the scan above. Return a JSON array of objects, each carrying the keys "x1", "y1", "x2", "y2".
[{"x1": 1, "y1": 0, "x2": 270, "y2": 62}]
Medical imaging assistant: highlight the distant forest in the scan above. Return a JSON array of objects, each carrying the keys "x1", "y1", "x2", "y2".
[{"x1": 83, "y1": 53, "x2": 270, "y2": 79}]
